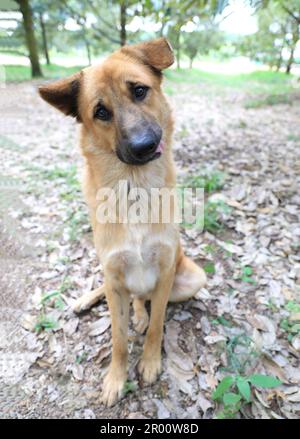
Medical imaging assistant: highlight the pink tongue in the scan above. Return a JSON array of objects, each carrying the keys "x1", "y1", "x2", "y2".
[{"x1": 156, "y1": 141, "x2": 164, "y2": 153}]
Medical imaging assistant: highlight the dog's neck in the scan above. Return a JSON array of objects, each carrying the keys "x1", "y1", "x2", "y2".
[{"x1": 81, "y1": 140, "x2": 176, "y2": 195}]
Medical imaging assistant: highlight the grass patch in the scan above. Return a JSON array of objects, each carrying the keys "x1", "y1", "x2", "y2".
[
  {"x1": 4, "y1": 63, "x2": 85, "y2": 82},
  {"x1": 245, "y1": 93, "x2": 291, "y2": 109},
  {"x1": 183, "y1": 171, "x2": 225, "y2": 194},
  {"x1": 165, "y1": 68, "x2": 294, "y2": 95}
]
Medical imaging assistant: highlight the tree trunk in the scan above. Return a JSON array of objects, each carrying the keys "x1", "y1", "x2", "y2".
[
  {"x1": 276, "y1": 49, "x2": 283, "y2": 72},
  {"x1": 286, "y1": 46, "x2": 295, "y2": 74},
  {"x1": 176, "y1": 30, "x2": 181, "y2": 69},
  {"x1": 286, "y1": 25, "x2": 300, "y2": 75},
  {"x1": 84, "y1": 37, "x2": 92, "y2": 65},
  {"x1": 17, "y1": 0, "x2": 42, "y2": 77},
  {"x1": 189, "y1": 58, "x2": 193, "y2": 69},
  {"x1": 39, "y1": 12, "x2": 50, "y2": 65},
  {"x1": 120, "y1": 1, "x2": 126, "y2": 46},
  {"x1": 160, "y1": 21, "x2": 166, "y2": 37},
  {"x1": 159, "y1": 0, "x2": 166, "y2": 36}
]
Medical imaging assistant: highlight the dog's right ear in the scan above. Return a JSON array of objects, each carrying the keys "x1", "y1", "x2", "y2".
[
  {"x1": 38, "y1": 72, "x2": 82, "y2": 121},
  {"x1": 121, "y1": 38, "x2": 174, "y2": 72}
]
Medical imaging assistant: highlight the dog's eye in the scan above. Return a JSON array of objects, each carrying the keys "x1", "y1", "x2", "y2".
[
  {"x1": 133, "y1": 86, "x2": 148, "y2": 101},
  {"x1": 94, "y1": 104, "x2": 112, "y2": 121}
]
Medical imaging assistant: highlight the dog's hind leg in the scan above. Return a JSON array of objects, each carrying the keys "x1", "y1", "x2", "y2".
[
  {"x1": 72, "y1": 285, "x2": 105, "y2": 313},
  {"x1": 169, "y1": 254, "x2": 206, "y2": 303},
  {"x1": 132, "y1": 298, "x2": 149, "y2": 334}
]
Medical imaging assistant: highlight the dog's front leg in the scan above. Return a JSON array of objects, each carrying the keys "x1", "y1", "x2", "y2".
[
  {"x1": 101, "y1": 281, "x2": 130, "y2": 407},
  {"x1": 138, "y1": 268, "x2": 174, "y2": 384}
]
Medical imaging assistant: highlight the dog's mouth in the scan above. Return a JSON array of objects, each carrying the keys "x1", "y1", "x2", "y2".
[{"x1": 117, "y1": 141, "x2": 165, "y2": 166}]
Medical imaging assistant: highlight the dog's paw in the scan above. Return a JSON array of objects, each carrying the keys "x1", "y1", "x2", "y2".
[
  {"x1": 132, "y1": 308, "x2": 149, "y2": 334},
  {"x1": 138, "y1": 355, "x2": 161, "y2": 384},
  {"x1": 72, "y1": 287, "x2": 104, "y2": 314},
  {"x1": 101, "y1": 369, "x2": 126, "y2": 407},
  {"x1": 72, "y1": 295, "x2": 91, "y2": 314}
]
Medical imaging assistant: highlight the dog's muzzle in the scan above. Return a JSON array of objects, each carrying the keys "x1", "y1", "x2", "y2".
[{"x1": 117, "y1": 126, "x2": 163, "y2": 166}]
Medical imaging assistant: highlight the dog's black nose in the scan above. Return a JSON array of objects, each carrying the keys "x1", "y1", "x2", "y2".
[{"x1": 129, "y1": 130, "x2": 158, "y2": 157}]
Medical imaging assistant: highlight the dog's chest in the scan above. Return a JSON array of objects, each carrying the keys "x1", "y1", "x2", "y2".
[{"x1": 102, "y1": 224, "x2": 177, "y2": 297}]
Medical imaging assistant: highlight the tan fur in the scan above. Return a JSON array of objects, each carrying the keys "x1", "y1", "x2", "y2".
[{"x1": 39, "y1": 38, "x2": 206, "y2": 407}]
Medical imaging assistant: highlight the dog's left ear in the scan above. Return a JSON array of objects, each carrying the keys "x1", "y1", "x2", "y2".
[
  {"x1": 38, "y1": 71, "x2": 82, "y2": 121},
  {"x1": 122, "y1": 38, "x2": 174, "y2": 71}
]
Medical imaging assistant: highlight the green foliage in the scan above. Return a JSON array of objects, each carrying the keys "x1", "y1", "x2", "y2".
[
  {"x1": 211, "y1": 315, "x2": 233, "y2": 328},
  {"x1": 65, "y1": 208, "x2": 89, "y2": 241},
  {"x1": 212, "y1": 373, "x2": 282, "y2": 418},
  {"x1": 285, "y1": 300, "x2": 300, "y2": 313},
  {"x1": 123, "y1": 380, "x2": 137, "y2": 395},
  {"x1": 280, "y1": 299, "x2": 300, "y2": 341},
  {"x1": 203, "y1": 261, "x2": 216, "y2": 274},
  {"x1": 183, "y1": 171, "x2": 225, "y2": 193},
  {"x1": 35, "y1": 315, "x2": 58, "y2": 332},
  {"x1": 240, "y1": 266, "x2": 256, "y2": 284},
  {"x1": 203, "y1": 200, "x2": 229, "y2": 233},
  {"x1": 223, "y1": 333, "x2": 257, "y2": 375},
  {"x1": 237, "y1": 1, "x2": 300, "y2": 73},
  {"x1": 183, "y1": 25, "x2": 225, "y2": 67},
  {"x1": 75, "y1": 352, "x2": 88, "y2": 364}
]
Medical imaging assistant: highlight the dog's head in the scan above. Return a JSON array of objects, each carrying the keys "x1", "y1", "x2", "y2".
[{"x1": 39, "y1": 38, "x2": 174, "y2": 166}]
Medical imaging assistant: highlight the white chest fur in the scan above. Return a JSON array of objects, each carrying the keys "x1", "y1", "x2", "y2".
[{"x1": 101, "y1": 223, "x2": 178, "y2": 297}]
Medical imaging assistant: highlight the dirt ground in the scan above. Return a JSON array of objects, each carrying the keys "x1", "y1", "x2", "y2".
[{"x1": 0, "y1": 77, "x2": 300, "y2": 419}]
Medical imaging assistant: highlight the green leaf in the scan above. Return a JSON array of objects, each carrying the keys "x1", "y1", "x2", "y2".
[
  {"x1": 236, "y1": 377, "x2": 251, "y2": 402},
  {"x1": 203, "y1": 262, "x2": 216, "y2": 274},
  {"x1": 242, "y1": 266, "x2": 253, "y2": 276},
  {"x1": 212, "y1": 376, "x2": 235, "y2": 400},
  {"x1": 123, "y1": 381, "x2": 137, "y2": 395},
  {"x1": 223, "y1": 392, "x2": 241, "y2": 406},
  {"x1": 248, "y1": 374, "x2": 282, "y2": 388},
  {"x1": 41, "y1": 290, "x2": 60, "y2": 304}
]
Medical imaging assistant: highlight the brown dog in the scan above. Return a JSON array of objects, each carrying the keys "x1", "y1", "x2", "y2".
[{"x1": 39, "y1": 38, "x2": 206, "y2": 407}]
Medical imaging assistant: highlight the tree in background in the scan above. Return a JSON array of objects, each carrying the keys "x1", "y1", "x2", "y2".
[
  {"x1": 15, "y1": 0, "x2": 42, "y2": 77},
  {"x1": 60, "y1": 0, "x2": 143, "y2": 48},
  {"x1": 239, "y1": 1, "x2": 299, "y2": 73},
  {"x1": 183, "y1": 23, "x2": 224, "y2": 68},
  {"x1": 249, "y1": 0, "x2": 300, "y2": 73},
  {"x1": 146, "y1": 0, "x2": 228, "y2": 68}
]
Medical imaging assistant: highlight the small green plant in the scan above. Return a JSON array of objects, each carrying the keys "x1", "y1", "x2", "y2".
[
  {"x1": 203, "y1": 201, "x2": 228, "y2": 233},
  {"x1": 211, "y1": 315, "x2": 233, "y2": 328},
  {"x1": 203, "y1": 261, "x2": 216, "y2": 274},
  {"x1": 123, "y1": 381, "x2": 137, "y2": 396},
  {"x1": 65, "y1": 208, "x2": 88, "y2": 241},
  {"x1": 204, "y1": 243, "x2": 217, "y2": 254},
  {"x1": 240, "y1": 266, "x2": 256, "y2": 284},
  {"x1": 212, "y1": 374, "x2": 282, "y2": 419},
  {"x1": 41, "y1": 278, "x2": 72, "y2": 310},
  {"x1": 280, "y1": 300, "x2": 300, "y2": 342},
  {"x1": 223, "y1": 334, "x2": 258, "y2": 375},
  {"x1": 41, "y1": 290, "x2": 64, "y2": 309},
  {"x1": 35, "y1": 315, "x2": 58, "y2": 332},
  {"x1": 183, "y1": 171, "x2": 225, "y2": 194},
  {"x1": 75, "y1": 352, "x2": 88, "y2": 364},
  {"x1": 280, "y1": 318, "x2": 300, "y2": 342},
  {"x1": 285, "y1": 301, "x2": 300, "y2": 313}
]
